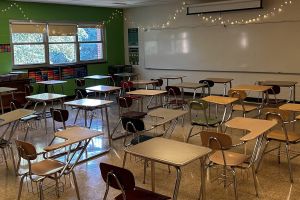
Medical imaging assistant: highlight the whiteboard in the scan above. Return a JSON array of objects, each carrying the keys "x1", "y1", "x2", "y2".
[{"x1": 143, "y1": 21, "x2": 300, "y2": 74}]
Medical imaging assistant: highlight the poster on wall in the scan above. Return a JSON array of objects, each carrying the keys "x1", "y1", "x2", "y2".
[{"x1": 128, "y1": 28, "x2": 139, "y2": 65}]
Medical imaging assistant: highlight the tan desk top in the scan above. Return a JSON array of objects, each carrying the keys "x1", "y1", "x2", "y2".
[
  {"x1": 257, "y1": 80, "x2": 297, "y2": 87},
  {"x1": 36, "y1": 80, "x2": 67, "y2": 85},
  {"x1": 206, "y1": 78, "x2": 233, "y2": 83},
  {"x1": 202, "y1": 96, "x2": 238, "y2": 105},
  {"x1": 225, "y1": 117, "x2": 277, "y2": 141},
  {"x1": 84, "y1": 75, "x2": 111, "y2": 80},
  {"x1": 86, "y1": 85, "x2": 121, "y2": 92},
  {"x1": 279, "y1": 103, "x2": 300, "y2": 112},
  {"x1": 0, "y1": 87, "x2": 17, "y2": 93},
  {"x1": 125, "y1": 137, "x2": 211, "y2": 166},
  {"x1": 126, "y1": 89, "x2": 167, "y2": 96},
  {"x1": 0, "y1": 109, "x2": 35, "y2": 126},
  {"x1": 231, "y1": 85, "x2": 272, "y2": 92},
  {"x1": 26, "y1": 93, "x2": 66, "y2": 101},
  {"x1": 171, "y1": 82, "x2": 206, "y2": 89},
  {"x1": 160, "y1": 75, "x2": 186, "y2": 79},
  {"x1": 131, "y1": 80, "x2": 158, "y2": 85},
  {"x1": 148, "y1": 108, "x2": 188, "y2": 126},
  {"x1": 64, "y1": 98, "x2": 113, "y2": 108},
  {"x1": 44, "y1": 127, "x2": 102, "y2": 151},
  {"x1": 114, "y1": 73, "x2": 138, "y2": 77}
]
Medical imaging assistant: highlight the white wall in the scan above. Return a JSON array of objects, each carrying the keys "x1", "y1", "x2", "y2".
[{"x1": 124, "y1": 0, "x2": 300, "y2": 99}]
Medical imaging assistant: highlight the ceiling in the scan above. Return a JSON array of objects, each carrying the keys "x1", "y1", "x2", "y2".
[{"x1": 14, "y1": 0, "x2": 181, "y2": 8}]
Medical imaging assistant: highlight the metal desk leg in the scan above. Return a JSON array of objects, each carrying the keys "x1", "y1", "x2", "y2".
[
  {"x1": 293, "y1": 85, "x2": 296, "y2": 103},
  {"x1": 0, "y1": 95, "x2": 3, "y2": 114},
  {"x1": 151, "y1": 161, "x2": 156, "y2": 192},
  {"x1": 84, "y1": 109, "x2": 87, "y2": 127},
  {"x1": 42, "y1": 101, "x2": 47, "y2": 134},
  {"x1": 223, "y1": 83, "x2": 227, "y2": 96},
  {"x1": 173, "y1": 167, "x2": 182, "y2": 200},
  {"x1": 105, "y1": 106, "x2": 111, "y2": 147},
  {"x1": 199, "y1": 157, "x2": 207, "y2": 200}
]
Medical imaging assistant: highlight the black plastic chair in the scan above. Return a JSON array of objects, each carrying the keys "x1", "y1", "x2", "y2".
[
  {"x1": 99, "y1": 162, "x2": 170, "y2": 200},
  {"x1": 199, "y1": 79, "x2": 215, "y2": 96}
]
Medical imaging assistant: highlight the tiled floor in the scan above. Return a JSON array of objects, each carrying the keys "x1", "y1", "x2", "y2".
[{"x1": 1, "y1": 96, "x2": 300, "y2": 200}]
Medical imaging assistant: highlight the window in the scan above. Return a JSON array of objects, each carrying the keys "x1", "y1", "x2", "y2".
[
  {"x1": 78, "y1": 25, "x2": 104, "y2": 61},
  {"x1": 11, "y1": 23, "x2": 46, "y2": 65},
  {"x1": 10, "y1": 21, "x2": 105, "y2": 67},
  {"x1": 48, "y1": 24, "x2": 77, "y2": 64}
]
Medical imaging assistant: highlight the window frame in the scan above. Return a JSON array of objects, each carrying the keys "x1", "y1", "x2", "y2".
[{"x1": 10, "y1": 20, "x2": 106, "y2": 69}]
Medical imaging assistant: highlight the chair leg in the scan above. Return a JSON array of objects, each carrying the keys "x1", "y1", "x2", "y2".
[
  {"x1": 122, "y1": 152, "x2": 127, "y2": 168},
  {"x1": 232, "y1": 168, "x2": 238, "y2": 200},
  {"x1": 1, "y1": 148, "x2": 8, "y2": 168},
  {"x1": 24, "y1": 123, "x2": 30, "y2": 141},
  {"x1": 186, "y1": 126, "x2": 195, "y2": 143},
  {"x1": 89, "y1": 112, "x2": 94, "y2": 129},
  {"x1": 278, "y1": 143, "x2": 281, "y2": 164},
  {"x1": 55, "y1": 173, "x2": 60, "y2": 198},
  {"x1": 38, "y1": 181, "x2": 44, "y2": 200},
  {"x1": 143, "y1": 159, "x2": 147, "y2": 184},
  {"x1": 285, "y1": 143, "x2": 293, "y2": 183},
  {"x1": 71, "y1": 171, "x2": 81, "y2": 200},
  {"x1": 10, "y1": 146, "x2": 17, "y2": 175},
  {"x1": 111, "y1": 118, "x2": 121, "y2": 138},
  {"x1": 74, "y1": 109, "x2": 80, "y2": 124},
  {"x1": 251, "y1": 165, "x2": 259, "y2": 197},
  {"x1": 17, "y1": 175, "x2": 26, "y2": 200},
  {"x1": 256, "y1": 140, "x2": 269, "y2": 173}
]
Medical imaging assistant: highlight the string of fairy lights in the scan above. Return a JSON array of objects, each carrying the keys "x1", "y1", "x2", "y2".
[
  {"x1": 125, "y1": 0, "x2": 294, "y2": 30},
  {"x1": 0, "y1": 2, "x2": 123, "y2": 27}
]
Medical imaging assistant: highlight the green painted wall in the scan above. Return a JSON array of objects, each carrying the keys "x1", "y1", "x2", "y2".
[{"x1": 0, "y1": 0, "x2": 124, "y2": 95}]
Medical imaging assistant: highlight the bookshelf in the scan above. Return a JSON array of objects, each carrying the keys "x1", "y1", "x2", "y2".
[{"x1": 28, "y1": 65, "x2": 87, "y2": 83}]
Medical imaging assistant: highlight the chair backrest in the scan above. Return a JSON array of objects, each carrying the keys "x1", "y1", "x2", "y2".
[
  {"x1": 166, "y1": 86, "x2": 181, "y2": 96},
  {"x1": 189, "y1": 99, "x2": 208, "y2": 110},
  {"x1": 121, "y1": 117, "x2": 145, "y2": 133},
  {"x1": 117, "y1": 96, "x2": 133, "y2": 108},
  {"x1": 200, "y1": 131, "x2": 232, "y2": 150},
  {"x1": 151, "y1": 79, "x2": 163, "y2": 87},
  {"x1": 228, "y1": 89, "x2": 247, "y2": 100},
  {"x1": 266, "y1": 85, "x2": 280, "y2": 95},
  {"x1": 199, "y1": 80, "x2": 214, "y2": 87},
  {"x1": 75, "y1": 78, "x2": 86, "y2": 87},
  {"x1": 75, "y1": 88, "x2": 88, "y2": 99},
  {"x1": 15, "y1": 140, "x2": 37, "y2": 161},
  {"x1": 99, "y1": 162, "x2": 135, "y2": 191},
  {"x1": 50, "y1": 108, "x2": 69, "y2": 123},
  {"x1": 25, "y1": 84, "x2": 34, "y2": 95},
  {"x1": 120, "y1": 81, "x2": 134, "y2": 89}
]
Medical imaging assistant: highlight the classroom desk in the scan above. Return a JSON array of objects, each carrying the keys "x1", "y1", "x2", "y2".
[
  {"x1": 202, "y1": 95, "x2": 238, "y2": 124},
  {"x1": 64, "y1": 98, "x2": 113, "y2": 146},
  {"x1": 148, "y1": 108, "x2": 188, "y2": 137},
  {"x1": 225, "y1": 117, "x2": 277, "y2": 142},
  {"x1": 0, "y1": 87, "x2": 17, "y2": 114},
  {"x1": 279, "y1": 103, "x2": 300, "y2": 112},
  {"x1": 0, "y1": 109, "x2": 35, "y2": 173},
  {"x1": 126, "y1": 89, "x2": 167, "y2": 111},
  {"x1": 257, "y1": 80, "x2": 297, "y2": 103},
  {"x1": 206, "y1": 78, "x2": 233, "y2": 96},
  {"x1": 25, "y1": 93, "x2": 66, "y2": 134},
  {"x1": 84, "y1": 75, "x2": 112, "y2": 80},
  {"x1": 123, "y1": 137, "x2": 211, "y2": 200},
  {"x1": 231, "y1": 84, "x2": 272, "y2": 109},
  {"x1": 131, "y1": 80, "x2": 158, "y2": 90},
  {"x1": 86, "y1": 85, "x2": 121, "y2": 100},
  {"x1": 36, "y1": 80, "x2": 67, "y2": 94},
  {"x1": 84, "y1": 75, "x2": 113, "y2": 86},
  {"x1": 171, "y1": 82, "x2": 207, "y2": 99},
  {"x1": 44, "y1": 127, "x2": 103, "y2": 185},
  {"x1": 160, "y1": 75, "x2": 186, "y2": 86},
  {"x1": 114, "y1": 72, "x2": 138, "y2": 81}
]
